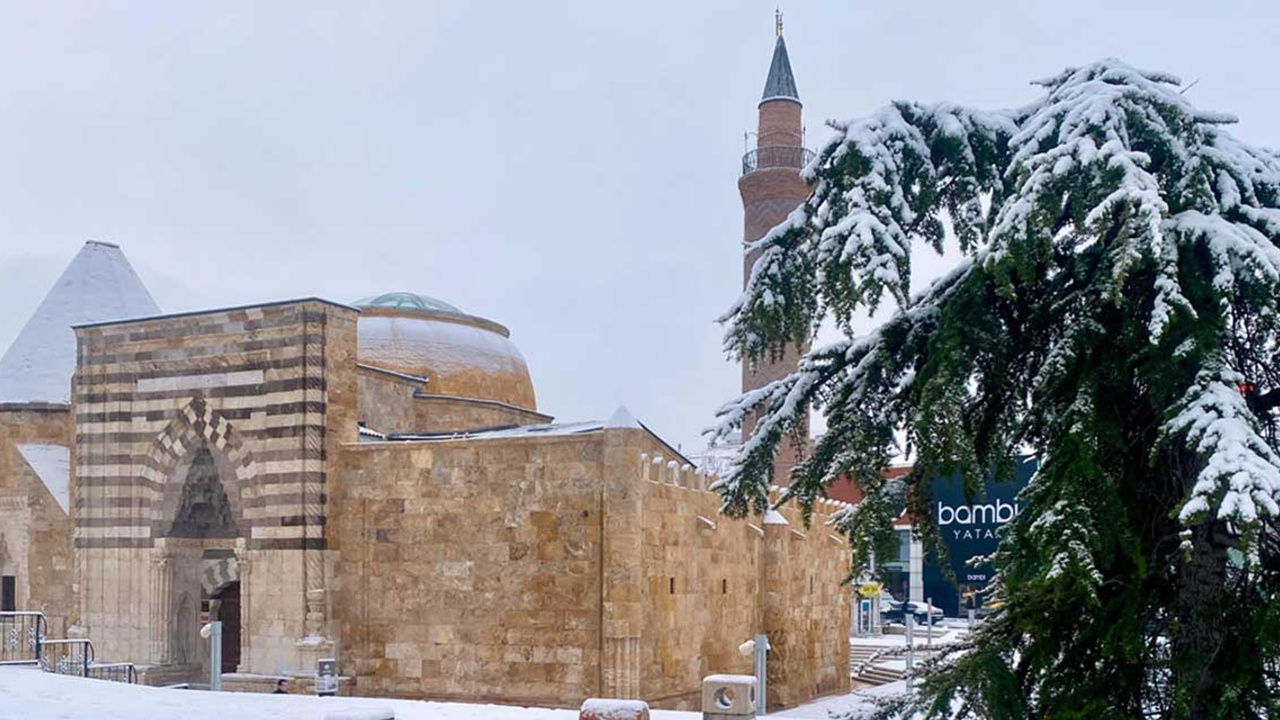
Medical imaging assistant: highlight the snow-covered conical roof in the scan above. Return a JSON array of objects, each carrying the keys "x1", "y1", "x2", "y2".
[{"x1": 0, "y1": 241, "x2": 159, "y2": 405}]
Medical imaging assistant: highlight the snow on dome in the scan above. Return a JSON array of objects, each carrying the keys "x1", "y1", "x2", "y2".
[
  {"x1": 353, "y1": 292, "x2": 464, "y2": 316},
  {"x1": 0, "y1": 241, "x2": 159, "y2": 405}
]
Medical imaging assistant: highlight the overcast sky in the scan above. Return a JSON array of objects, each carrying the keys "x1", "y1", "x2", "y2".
[{"x1": 0, "y1": 0, "x2": 1276, "y2": 453}]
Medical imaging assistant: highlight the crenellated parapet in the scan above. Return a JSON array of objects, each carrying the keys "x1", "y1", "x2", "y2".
[{"x1": 635, "y1": 450, "x2": 855, "y2": 523}]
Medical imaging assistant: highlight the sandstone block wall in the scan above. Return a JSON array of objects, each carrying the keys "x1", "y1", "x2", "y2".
[
  {"x1": 0, "y1": 407, "x2": 73, "y2": 635},
  {"x1": 331, "y1": 426, "x2": 848, "y2": 711},
  {"x1": 630, "y1": 437, "x2": 849, "y2": 711},
  {"x1": 761, "y1": 518, "x2": 850, "y2": 709},
  {"x1": 634, "y1": 452, "x2": 759, "y2": 708},
  {"x1": 331, "y1": 435, "x2": 603, "y2": 705}
]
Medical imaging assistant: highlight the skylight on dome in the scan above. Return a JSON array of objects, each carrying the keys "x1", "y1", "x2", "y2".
[{"x1": 352, "y1": 292, "x2": 464, "y2": 315}]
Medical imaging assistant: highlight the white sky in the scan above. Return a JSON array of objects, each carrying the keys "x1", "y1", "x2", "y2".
[{"x1": 0, "y1": 0, "x2": 1276, "y2": 453}]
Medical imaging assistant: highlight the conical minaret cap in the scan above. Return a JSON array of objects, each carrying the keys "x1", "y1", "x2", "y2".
[{"x1": 760, "y1": 35, "x2": 800, "y2": 105}]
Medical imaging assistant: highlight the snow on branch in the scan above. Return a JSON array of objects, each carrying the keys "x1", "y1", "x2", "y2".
[
  {"x1": 1168, "y1": 362, "x2": 1280, "y2": 524},
  {"x1": 716, "y1": 57, "x2": 1280, "y2": 542}
]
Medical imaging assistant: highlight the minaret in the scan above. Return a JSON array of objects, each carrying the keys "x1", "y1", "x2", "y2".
[{"x1": 738, "y1": 12, "x2": 811, "y2": 486}]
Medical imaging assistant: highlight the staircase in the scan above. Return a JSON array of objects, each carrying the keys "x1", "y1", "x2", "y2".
[
  {"x1": 849, "y1": 642, "x2": 905, "y2": 686},
  {"x1": 848, "y1": 637, "x2": 957, "y2": 686},
  {"x1": 0, "y1": 611, "x2": 136, "y2": 683}
]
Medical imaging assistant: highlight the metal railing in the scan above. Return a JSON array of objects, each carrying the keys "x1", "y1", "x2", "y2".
[
  {"x1": 741, "y1": 145, "x2": 816, "y2": 175},
  {"x1": 0, "y1": 611, "x2": 136, "y2": 684},
  {"x1": 89, "y1": 662, "x2": 138, "y2": 684},
  {"x1": 41, "y1": 638, "x2": 94, "y2": 678},
  {"x1": 0, "y1": 611, "x2": 46, "y2": 665}
]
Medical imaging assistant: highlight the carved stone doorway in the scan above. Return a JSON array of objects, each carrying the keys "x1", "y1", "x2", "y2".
[{"x1": 210, "y1": 582, "x2": 241, "y2": 674}]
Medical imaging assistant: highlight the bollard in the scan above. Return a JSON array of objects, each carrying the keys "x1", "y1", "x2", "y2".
[
  {"x1": 702, "y1": 674, "x2": 757, "y2": 719},
  {"x1": 199, "y1": 621, "x2": 222, "y2": 692},
  {"x1": 753, "y1": 633, "x2": 768, "y2": 715}
]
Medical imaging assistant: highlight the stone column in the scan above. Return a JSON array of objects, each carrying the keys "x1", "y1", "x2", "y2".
[
  {"x1": 599, "y1": 410, "x2": 646, "y2": 699},
  {"x1": 149, "y1": 552, "x2": 173, "y2": 665},
  {"x1": 235, "y1": 546, "x2": 252, "y2": 672}
]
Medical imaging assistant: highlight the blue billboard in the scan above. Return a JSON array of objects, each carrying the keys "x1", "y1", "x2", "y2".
[{"x1": 922, "y1": 457, "x2": 1035, "y2": 616}]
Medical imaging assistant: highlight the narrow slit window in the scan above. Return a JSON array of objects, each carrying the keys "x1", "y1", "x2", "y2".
[{"x1": 1, "y1": 576, "x2": 15, "y2": 611}]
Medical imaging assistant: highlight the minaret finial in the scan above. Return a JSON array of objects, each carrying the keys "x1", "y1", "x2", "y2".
[{"x1": 776, "y1": 8, "x2": 784, "y2": 37}]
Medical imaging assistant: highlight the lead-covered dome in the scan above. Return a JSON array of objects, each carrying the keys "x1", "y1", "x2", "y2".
[{"x1": 353, "y1": 292, "x2": 536, "y2": 411}]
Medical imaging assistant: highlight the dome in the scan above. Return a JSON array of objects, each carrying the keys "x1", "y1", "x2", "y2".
[
  {"x1": 353, "y1": 293, "x2": 537, "y2": 411},
  {"x1": 352, "y1": 292, "x2": 464, "y2": 316}
]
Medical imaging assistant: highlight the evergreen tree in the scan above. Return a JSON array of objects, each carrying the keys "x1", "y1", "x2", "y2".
[{"x1": 710, "y1": 59, "x2": 1280, "y2": 718}]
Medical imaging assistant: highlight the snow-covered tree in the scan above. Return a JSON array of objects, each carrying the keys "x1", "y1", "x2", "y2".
[{"x1": 710, "y1": 59, "x2": 1280, "y2": 717}]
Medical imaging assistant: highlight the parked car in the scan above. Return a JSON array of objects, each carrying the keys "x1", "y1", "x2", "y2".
[
  {"x1": 881, "y1": 599, "x2": 943, "y2": 625},
  {"x1": 905, "y1": 601, "x2": 945, "y2": 624}
]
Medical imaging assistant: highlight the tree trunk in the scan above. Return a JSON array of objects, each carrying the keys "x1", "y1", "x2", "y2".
[{"x1": 1170, "y1": 520, "x2": 1232, "y2": 718}]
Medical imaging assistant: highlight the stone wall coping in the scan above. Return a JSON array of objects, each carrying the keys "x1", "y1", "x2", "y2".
[
  {"x1": 72, "y1": 296, "x2": 359, "y2": 330},
  {"x1": 409, "y1": 391, "x2": 555, "y2": 423},
  {"x1": 0, "y1": 402, "x2": 70, "y2": 413},
  {"x1": 356, "y1": 362, "x2": 429, "y2": 385}
]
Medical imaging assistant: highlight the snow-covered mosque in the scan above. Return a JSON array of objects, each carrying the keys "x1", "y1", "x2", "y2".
[
  {"x1": 0, "y1": 21, "x2": 852, "y2": 713},
  {"x1": 0, "y1": 244, "x2": 850, "y2": 710}
]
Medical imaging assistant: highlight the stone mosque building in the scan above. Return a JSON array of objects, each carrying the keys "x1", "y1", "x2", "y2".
[{"x1": 0, "y1": 23, "x2": 850, "y2": 713}]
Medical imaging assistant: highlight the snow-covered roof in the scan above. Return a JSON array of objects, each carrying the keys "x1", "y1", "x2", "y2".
[
  {"x1": 0, "y1": 241, "x2": 159, "y2": 404},
  {"x1": 357, "y1": 425, "x2": 388, "y2": 442},
  {"x1": 605, "y1": 405, "x2": 641, "y2": 429},
  {"x1": 17, "y1": 443, "x2": 70, "y2": 513},
  {"x1": 384, "y1": 420, "x2": 605, "y2": 442}
]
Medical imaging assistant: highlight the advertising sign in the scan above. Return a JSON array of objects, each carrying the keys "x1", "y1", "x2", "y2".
[
  {"x1": 923, "y1": 456, "x2": 1035, "y2": 616},
  {"x1": 315, "y1": 658, "x2": 338, "y2": 697}
]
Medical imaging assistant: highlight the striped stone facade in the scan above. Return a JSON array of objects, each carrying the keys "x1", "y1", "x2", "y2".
[{"x1": 72, "y1": 298, "x2": 357, "y2": 672}]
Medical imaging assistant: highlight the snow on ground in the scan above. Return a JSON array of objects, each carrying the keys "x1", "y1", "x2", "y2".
[
  {"x1": 768, "y1": 681, "x2": 908, "y2": 719},
  {"x1": 0, "y1": 666, "x2": 866, "y2": 720},
  {"x1": 0, "y1": 667, "x2": 698, "y2": 720}
]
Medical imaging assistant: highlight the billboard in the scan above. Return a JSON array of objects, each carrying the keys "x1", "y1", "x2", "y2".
[{"x1": 922, "y1": 457, "x2": 1035, "y2": 616}]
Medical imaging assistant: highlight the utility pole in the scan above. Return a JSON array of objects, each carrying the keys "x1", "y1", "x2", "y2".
[
  {"x1": 926, "y1": 596, "x2": 933, "y2": 651},
  {"x1": 905, "y1": 614, "x2": 915, "y2": 689}
]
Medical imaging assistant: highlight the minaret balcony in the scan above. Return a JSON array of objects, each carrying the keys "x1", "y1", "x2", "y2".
[{"x1": 741, "y1": 145, "x2": 815, "y2": 176}]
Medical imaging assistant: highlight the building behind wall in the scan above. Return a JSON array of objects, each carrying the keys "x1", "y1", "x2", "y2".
[{"x1": 64, "y1": 289, "x2": 850, "y2": 710}]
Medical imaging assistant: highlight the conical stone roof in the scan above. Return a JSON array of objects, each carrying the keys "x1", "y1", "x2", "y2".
[{"x1": 0, "y1": 241, "x2": 159, "y2": 405}]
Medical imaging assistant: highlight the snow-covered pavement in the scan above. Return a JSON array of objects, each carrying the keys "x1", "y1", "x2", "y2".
[
  {"x1": 0, "y1": 667, "x2": 697, "y2": 720},
  {"x1": 768, "y1": 681, "x2": 905, "y2": 718},
  {"x1": 0, "y1": 665, "x2": 899, "y2": 720}
]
